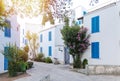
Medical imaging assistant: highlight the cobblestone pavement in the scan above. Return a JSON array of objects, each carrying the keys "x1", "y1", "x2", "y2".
[{"x1": 15, "y1": 62, "x2": 120, "y2": 81}]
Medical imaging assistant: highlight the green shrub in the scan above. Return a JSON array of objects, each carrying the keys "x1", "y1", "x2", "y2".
[
  {"x1": 45, "y1": 57, "x2": 52, "y2": 63},
  {"x1": 2, "y1": 44, "x2": 28, "y2": 77},
  {"x1": 23, "y1": 45, "x2": 29, "y2": 53},
  {"x1": 8, "y1": 62, "x2": 18, "y2": 77},
  {"x1": 17, "y1": 61, "x2": 28, "y2": 72},
  {"x1": 34, "y1": 53, "x2": 44, "y2": 62},
  {"x1": 18, "y1": 49, "x2": 28, "y2": 62},
  {"x1": 82, "y1": 58, "x2": 88, "y2": 69},
  {"x1": 27, "y1": 61, "x2": 33, "y2": 69}
]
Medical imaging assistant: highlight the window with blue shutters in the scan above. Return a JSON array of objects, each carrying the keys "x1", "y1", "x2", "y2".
[
  {"x1": 4, "y1": 20, "x2": 11, "y2": 37},
  {"x1": 40, "y1": 47, "x2": 43, "y2": 53},
  {"x1": 78, "y1": 20, "x2": 81, "y2": 25},
  {"x1": 91, "y1": 16, "x2": 100, "y2": 33},
  {"x1": 23, "y1": 29, "x2": 24, "y2": 35},
  {"x1": 48, "y1": 31, "x2": 52, "y2": 41},
  {"x1": 40, "y1": 34, "x2": 42, "y2": 42},
  {"x1": 4, "y1": 47, "x2": 9, "y2": 70},
  {"x1": 91, "y1": 42, "x2": 99, "y2": 59},
  {"x1": 83, "y1": 11, "x2": 87, "y2": 15},
  {"x1": 48, "y1": 46, "x2": 52, "y2": 56},
  {"x1": 4, "y1": 27, "x2": 11, "y2": 37},
  {"x1": 25, "y1": 39, "x2": 27, "y2": 45},
  {"x1": 23, "y1": 37, "x2": 24, "y2": 43}
]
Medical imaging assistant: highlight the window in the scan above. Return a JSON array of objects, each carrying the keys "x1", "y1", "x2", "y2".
[
  {"x1": 48, "y1": 31, "x2": 52, "y2": 41},
  {"x1": 77, "y1": 20, "x2": 81, "y2": 25},
  {"x1": 83, "y1": 11, "x2": 87, "y2": 15},
  {"x1": 5, "y1": 27, "x2": 11, "y2": 37},
  {"x1": 91, "y1": 42, "x2": 99, "y2": 59},
  {"x1": 40, "y1": 47, "x2": 42, "y2": 53},
  {"x1": 48, "y1": 46, "x2": 52, "y2": 56},
  {"x1": 25, "y1": 39, "x2": 27, "y2": 45},
  {"x1": 40, "y1": 34, "x2": 42, "y2": 42},
  {"x1": 23, "y1": 29, "x2": 24, "y2": 35},
  {"x1": 4, "y1": 20, "x2": 11, "y2": 37},
  {"x1": 91, "y1": 16, "x2": 100, "y2": 33},
  {"x1": 4, "y1": 47, "x2": 9, "y2": 70},
  {"x1": 23, "y1": 37, "x2": 24, "y2": 43}
]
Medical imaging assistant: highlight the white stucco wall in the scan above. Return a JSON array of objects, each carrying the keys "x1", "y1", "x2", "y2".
[
  {"x1": 0, "y1": 15, "x2": 20, "y2": 73},
  {"x1": 54, "y1": 24, "x2": 65, "y2": 63},
  {"x1": 39, "y1": 24, "x2": 73, "y2": 64},
  {"x1": 39, "y1": 26, "x2": 56, "y2": 59},
  {"x1": 82, "y1": 1, "x2": 120, "y2": 65},
  {"x1": 17, "y1": 16, "x2": 26, "y2": 48}
]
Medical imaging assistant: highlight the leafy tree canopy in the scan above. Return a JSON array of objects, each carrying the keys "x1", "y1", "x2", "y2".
[
  {"x1": 0, "y1": 0, "x2": 14, "y2": 30},
  {"x1": 61, "y1": 17, "x2": 90, "y2": 68},
  {"x1": 10, "y1": 0, "x2": 72, "y2": 25}
]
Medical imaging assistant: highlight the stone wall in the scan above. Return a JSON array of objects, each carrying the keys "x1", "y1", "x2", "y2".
[{"x1": 87, "y1": 65, "x2": 120, "y2": 75}]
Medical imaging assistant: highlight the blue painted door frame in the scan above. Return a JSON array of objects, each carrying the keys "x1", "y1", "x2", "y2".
[{"x1": 4, "y1": 47, "x2": 8, "y2": 70}]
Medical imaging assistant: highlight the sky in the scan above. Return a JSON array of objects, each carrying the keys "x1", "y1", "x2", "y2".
[
  {"x1": 25, "y1": 0, "x2": 118, "y2": 24},
  {"x1": 72, "y1": 0, "x2": 117, "y2": 10}
]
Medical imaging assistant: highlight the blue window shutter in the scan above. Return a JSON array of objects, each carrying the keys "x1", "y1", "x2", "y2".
[
  {"x1": 40, "y1": 34, "x2": 42, "y2": 42},
  {"x1": 91, "y1": 16, "x2": 100, "y2": 33},
  {"x1": 4, "y1": 27, "x2": 11, "y2": 37},
  {"x1": 48, "y1": 31, "x2": 52, "y2": 41},
  {"x1": 23, "y1": 29, "x2": 24, "y2": 35},
  {"x1": 9, "y1": 28, "x2": 11, "y2": 37},
  {"x1": 91, "y1": 17, "x2": 93, "y2": 33},
  {"x1": 76, "y1": 20, "x2": 81, "y2": 25},
  {"x1": 76, "y1": 21, "x2": 78, "y2": 25},
  {"x1": 4, "y1": 47, "x2": 8, "y2": 70},
  {"x1": 96, "y1": 16, "x2": 99, "y2": 32},
  {"x1": 25, "y1": 39, "x2": 27, "y2": 45},
  {"x1": 83, "y1": 11, "x2": 87, "y2": 15},
  {"x1": 4, "y1": 20, "x2": 11, "y2": 37},
  {"x1": 48, "y1": 46, "x2": 52, "y2": 56},
  {"x1": 23, "y1": 37, "x2": 24, "y2": 43},
  {"x1": 40, "y1": 47, "x2": 43, "y2": 53},
  {"x1": 91, "y1": 42, "x2": 99, "y2": 59},
  {"x1": 78, "y1": 20, "x2": 81, "y2": 25},
  {"x1": 4, "y1": 27, "x2": 7, "y2": 37}
]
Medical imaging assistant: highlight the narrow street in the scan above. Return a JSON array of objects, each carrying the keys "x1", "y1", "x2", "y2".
[{"x1": 15, "y1": 62, "x2": 120, "y2": 81}]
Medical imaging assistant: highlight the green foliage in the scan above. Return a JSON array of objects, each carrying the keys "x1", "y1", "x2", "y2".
[
  {"x1": 41, "y1": 12, "x2": 55, "y2": 25},
  {"x1": 0, "y1": 0, "x2": 13, "y2": 30},
  {"x1": 0, "y1": 0, "x2": 5, "y2": 15},
  {"x1": 45, "y1": 57, "x2": 52, "y2": 63},
  {"x1": 82, "y1": 58, "x2": 88, "y2": 69},
  {"x1": 8, "y1": 62, "x2": 17, "y2": 77},
  {"x1": 17, "y1": 61, "x2": 28, "y2": 72},
  {"x1": 10, "y1": 0, "x2": 71, "y2": 25},
  {"x1": 26, "y1": 31, "x2": 39, "y2": 59},
  {"x1": 42, "y1": 14, "x2": 48, "y2": 25},
  {"x1": 61, "y1": 17, "x2": 90, "y2": 68},
  {"x1": 2, "y1": 44, "x2": 28, "y2": 77},
  {"x1": 3, "y1": 44, "x2": 19, "y2": 62},
  {"x1": 27, "y1": 61, "x2": 33, "y2": 69},
  {"x1": 23, "y1": 45, "x2": 29, "y2": 53},
  {"x1": 18, "y1": 49, "x2": 28, "y2": 62},
  {"x1": 34, "y1": 53, "x2": 44, "y2": 62}
]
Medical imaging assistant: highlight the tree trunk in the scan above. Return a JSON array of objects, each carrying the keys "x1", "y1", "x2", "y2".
[{"x1": 73, "y1": 54, "x2": 81, "y2": 68}]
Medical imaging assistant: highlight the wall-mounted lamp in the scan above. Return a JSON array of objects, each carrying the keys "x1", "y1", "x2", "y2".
[{"x1": 59, "y1": 48, "x2": 63, "y2": 52}]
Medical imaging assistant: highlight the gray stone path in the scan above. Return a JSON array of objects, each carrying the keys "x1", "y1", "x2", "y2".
[{"x1": 15, "y1": 62, "x2": 120, "y2": 81}]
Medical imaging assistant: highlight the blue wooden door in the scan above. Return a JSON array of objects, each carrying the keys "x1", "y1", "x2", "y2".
[
  {"x1": 64, "y1": 47, "x2": 70, "y2": 64},
  {"x1": 4, "y1": 47, "x2": 8, "y2": 70}
]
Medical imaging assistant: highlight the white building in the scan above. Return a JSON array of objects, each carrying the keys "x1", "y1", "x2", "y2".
[
  {"x1": 0, "y1": 15, "x2": 20, "y2": 73},
  {"x1": 82, "y1": 1, "x2": 120, "y2": 74},
  {"x1": 39, "y1": 24, "x2": 72, "y2": 64},
  {"x1": 38, "y1": 2, "x2": 87, "y2": 64}
]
